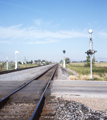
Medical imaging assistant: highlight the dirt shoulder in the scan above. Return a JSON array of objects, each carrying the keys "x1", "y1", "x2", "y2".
[{"x1": 63, "y1": 96, "x2": 107, "y2": 112}]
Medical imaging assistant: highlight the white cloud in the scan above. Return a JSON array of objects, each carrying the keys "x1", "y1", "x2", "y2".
[
  {"x1": 27, "y1": 39, "x2": 58, "y2": 44},
  {"x1": 0, "y1": 24, "x2": 89, "y2": 44},
  {"x1": 98, "y1": 31, "x2": 107, "y2": 38},
  {"x1": 0, "y1": 40, "x2": 12, "y2": 44}
]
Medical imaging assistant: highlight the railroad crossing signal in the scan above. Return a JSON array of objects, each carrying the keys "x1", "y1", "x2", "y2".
[
  {"x1": 63, "y1": 50, "x2": 66, "y2": 68},
  {"x1": 85, "y1": 29, "x2": 97, "y2": 79},
  {"x1": 63, "y1": 50, "x2": 66, "y2": 54},
  {"x1": 85, "y1": 49, "x2": 97, "y2": 55}
]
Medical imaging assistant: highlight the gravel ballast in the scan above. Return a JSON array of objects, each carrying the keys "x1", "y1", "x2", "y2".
[
  {"x1": 56, "y1": 65, "x2": 70, "y2": 80},
  {"x1": 0, "y1": 64, "x2": 55, "y2": 81},
  {"x1": 46, "y1": 65, "x2": 107, "y2": 119},
  {"x1": 46, "y1": 97, "x2": 107, "y2": 120}
]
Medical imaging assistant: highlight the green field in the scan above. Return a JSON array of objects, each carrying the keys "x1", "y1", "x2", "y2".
[
  {"x1": 0, "y1": 61, "x2": 52, "y2": 72},
  {"x1": 0, "y1": 63, "x2": 38, "y2": 72},
  {"x1": 19, "y1": 64, "x2": 38, "y2": 69},
  {"x1": 67, "y1": 63, "x2": 107, "y2": 81}
]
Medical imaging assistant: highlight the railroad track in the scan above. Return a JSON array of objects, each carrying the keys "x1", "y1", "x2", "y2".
[
  {"x1": 0, "y1": 64, "x2": 46, "y2": 75},
  {"x1": 0, "y1": 64, "x2": 58, "y2": 120}
]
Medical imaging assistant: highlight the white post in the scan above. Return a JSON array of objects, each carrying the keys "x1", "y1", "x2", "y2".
[
  {"x1": 15, "y1": 51, "x2": 19, "y2": 69},
  {"x1": 89, "y1": 29, "x2": 93, "y2": 79},
  {"x1": 6, "y1": 57, "x2": 8, "y2": 70},
  {"x1": 90, "y1": 54, "x2": 93, "y2": 78},
  {"x1": 63, "y1": 50, "x2": 66, "y2": 68},
  {"x1": 90, "y1": 39, "x2": 93, "y2": 50},
  {"x1": 63, "y1": 56, "x2": 66, "y2": 68},
  {"x1": 15, "y1": 54, "x2": 17, "y2": 69}
]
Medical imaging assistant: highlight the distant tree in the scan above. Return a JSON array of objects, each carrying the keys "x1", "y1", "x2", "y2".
[
  {"x1": 84, "y1": 55, "x2": 90, "y2": 67},
  {"x1": 18, "y1": 61, "x2": 22, "y2": 64},
  {"x1": 26, "y1": 61, "x2": 29, "y2": 64},
  {"x1": 84, "y1": 55, "x2": 95, "y2": 67},
  {"x1": 86, "y1": 55, "x2": 90, "y2": 62},
  {"x1": 34, "y1": 60, "x2": 38, "y2": 63},
  {"x1": 42, "y1": 60, "x2": 45, "y2": 63},
  {"x1": 65, "y1": 57, "x2": 71, "y2": 64},
  {"x1": 83, "y1": 60, "x2": 86, "y2": 62},
  {"x1": 49, "y1": 61, "x2": 52, "y2": 64},
  {"x1": 31, "y1": 60, "x2": 33, "y2": 64},
  {"x1": 28, "y1": 60, "x2": 33, "y2": 64},
  {"x1": 38, "y1": 59, "x2": 41, "y2": 62}
]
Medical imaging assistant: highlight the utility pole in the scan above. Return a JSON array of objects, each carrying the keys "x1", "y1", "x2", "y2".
[{"x1": 6, "y1": 57, "x2": 8, "y2": 70}]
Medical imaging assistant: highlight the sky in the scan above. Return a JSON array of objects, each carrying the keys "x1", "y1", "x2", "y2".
[{"x1": 0, "y1": 0, "x2": 107, "y2": 62}]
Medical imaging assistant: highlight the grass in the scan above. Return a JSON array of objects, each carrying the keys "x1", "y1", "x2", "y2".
[
  {"x1": 67, "y1": 62, "x2": 107, "y2": 81},
  {"x1": 95, "y1": 62, "x2": 107, "y2": 67},
  {"x1": 67, "y1": 71, "x2": 74, "y2": 75},
  {"x1": 0, "y1": 64, "x2": 38, "y2": 72},
  {"x1": 19, "y1": 64, "x2": 38, "y2": 69}
]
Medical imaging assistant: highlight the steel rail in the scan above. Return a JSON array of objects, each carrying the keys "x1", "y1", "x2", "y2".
[
  {"x1": 30, "y1": 64, "x2": 58, "y2": 120},
  {"x1": 0, "y1": 64, "x2": 57, "y2": 109}
]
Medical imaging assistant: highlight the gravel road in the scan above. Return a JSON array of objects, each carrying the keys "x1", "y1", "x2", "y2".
[{"x1": 0, "y1": 64, "x2": 55, "y2": 81}]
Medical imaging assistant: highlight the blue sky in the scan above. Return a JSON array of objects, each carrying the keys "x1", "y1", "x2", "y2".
[{"x1": 0, "y1": 0, "x2": 107, "y2": 62}]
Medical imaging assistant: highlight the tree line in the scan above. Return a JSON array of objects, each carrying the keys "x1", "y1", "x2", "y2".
[
  {"x1": 18, "y1": 59, "x2": 52, "y2": 65},
  {"x1": 59, "y1": 55, "x2": 96, "y2": 67},
  {"x1": 0, "y1": 59, "x2": 52, "y2": 71}
]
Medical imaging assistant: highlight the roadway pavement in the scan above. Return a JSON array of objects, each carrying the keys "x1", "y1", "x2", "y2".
[{"x1": 46, "y1": 80, "x2": 107, "y2": 98}]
